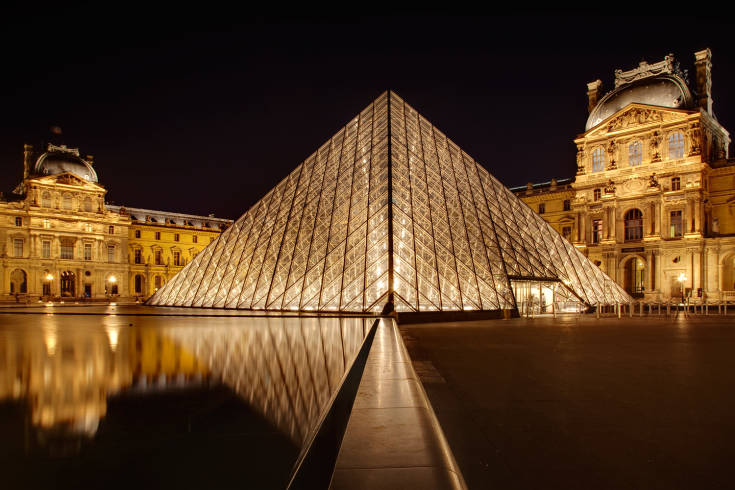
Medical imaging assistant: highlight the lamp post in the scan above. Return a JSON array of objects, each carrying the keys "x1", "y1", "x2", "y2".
[
  {"x1": 107, "y1": 275, "x2": 117, "y2": 297},
  {"x1": 677, "y1": 272, "x2": 687, "y2": 303},
  {"x1": 44, "y1": 273, "x2": 53, "y2": 298}
]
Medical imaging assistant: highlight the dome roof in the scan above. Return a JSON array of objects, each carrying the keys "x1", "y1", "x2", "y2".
[
  {"x1": 585, "y1": 74, "x2": 694, "y2": 131},
  {"x1": 33, "y1": 146, "x2": 98, "y2": 183}
]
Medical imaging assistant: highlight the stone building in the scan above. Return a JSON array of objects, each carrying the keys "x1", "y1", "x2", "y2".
[
  {"x1": 1, "y1": 142, "x2": 231, "y2": 301},
  {"x1": 106, "y1": 205, "x2": 230, "y2": 299},
  {"x1": 514, "y1": 49, "x2": 735, "y2": 301}
]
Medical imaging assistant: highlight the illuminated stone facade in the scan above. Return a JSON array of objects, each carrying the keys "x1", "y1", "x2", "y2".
[
  {"x1": 0, "y1": 143, "x2": 231, "y2": 301},
  {"x1": 514, "y1": 49, "x2": 735, "y2": 301}
]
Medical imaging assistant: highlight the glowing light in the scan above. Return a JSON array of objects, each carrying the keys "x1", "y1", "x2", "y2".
[
  {"x1": 677, "y1": 273, "x2": 687, "y2": 283},
  {"x1": 105, "y1": 325, "x2": 120, "y2": 351},
  {"x1": 108, "y1": 275, "x2": 117, "y2": 283},
  {"x1": 45, "y1": 273, "x2": 54, "y2": 281}
]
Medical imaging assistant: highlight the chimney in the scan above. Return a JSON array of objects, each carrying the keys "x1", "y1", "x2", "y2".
[
  {"x1": 586, "y1": 80, "x2": 603, "y2": 113},
  {"x1": 23, "y1": 144, "x2": 33, "y2": 180},
  {"x1": 694, "y1": 48, "x2": 712, "y2": 115}
]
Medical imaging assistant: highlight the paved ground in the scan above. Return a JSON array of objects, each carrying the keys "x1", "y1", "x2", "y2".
[{"x1": 400, "y1": 314, "x2": 735, "y2": 490}]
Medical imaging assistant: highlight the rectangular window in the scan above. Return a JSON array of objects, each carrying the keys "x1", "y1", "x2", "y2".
[
  {"x1": 592, "y1": 219, "x2": 603, "y2": 244},
  {"x1": 84, "y1": 243, "x2": 92, "y2": 260},
  {"x1": 108, "y1": 245, "x2": 115, "y2": 263},
  {"x1": 42, "y1": 240, "x2": 51, "y2": 259},
  {"x1": 192, "y1": 235, "x2": 198, "y2": 243},
  {"x1": 562, "y1": 226, "x2": 572, "y2": 241},
  {"x1": 13, "y1": 239, "x2": 23, "y2": 257},
  {"x1": 134, "y1": 249, "x2": 142, "y2": 264},
  {"x1": 593, "y1": 188, "x2": 601, "y2": 201},
  {"x1": 135, "y1": 229, "x2": 141, "y2": 239},
  {"x1": 61, "y1": 242, "x2": 74, "y2": 259},
  {"x1": 43, "y1": 219, "x2": 51, "y2": 229},
  {"x1": 15, "y1": 217, "x2": 22, "y2": 227},
  {"x1": 670, "y1": 210, "x2": 683, "y2": 238},
  {"x1": 538, "y1": 203, "x2": 545, "y2": 214},
  {"x1": 671, "y1": 177, "x2": 681, "y2": 191},
  {"x1": 155, "y1": 250, "x2": 163, "y2": 265},
  {"x1": 174, "y1": 233, "x2": 180, "y2": 242},
  {"x1": 155, "y1": 231, "x2": 161, "y2": 240},
  {"x1": 108, "y1": 225, "x2": 114, "y2": 234},
  {"x1": 173, "y1": 251, "x2": 181, "y2": 266},
  {"x1": 563, "y1": 199, "x2": 571, "y2": 211}
]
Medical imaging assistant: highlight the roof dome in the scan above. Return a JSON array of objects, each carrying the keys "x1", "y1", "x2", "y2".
[
  {"x1": 33, "y1": 145, "x2": 98, "y2": 183},
  {"x1": 585, "y1": 74, "x2": 694, "y2": 131}
]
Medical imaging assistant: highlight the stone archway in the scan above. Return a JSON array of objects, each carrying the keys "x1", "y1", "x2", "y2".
[
  {"x1": 60, "y1": 271, "x2": 76, "y2": 297},
  {"x1": 622, "y1": 256, "x2": 645, "y2": 298},
  {"x1": 10, "y1": 269, "x2": 27, "y2": 294}
]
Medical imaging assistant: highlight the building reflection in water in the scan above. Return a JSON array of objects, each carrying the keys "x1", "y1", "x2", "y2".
[{"x1": 0, "y1": 315, "x2": 370, "y2": 456}]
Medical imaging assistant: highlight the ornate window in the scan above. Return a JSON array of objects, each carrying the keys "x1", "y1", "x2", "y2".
[
  {"x1": 563, "y1": 199, "x2": 571, "y2": 211},
  {"x1": 108, "y1": 225, "x2": 115, "y2": 234},
  {"x1": 173, "y1": 250, "x2": 181, "y2": 266},
  {"x1": 628, "y1": 141, "x2": 642, "y2": 166},
  {"x1": 84, "y1": 243, "x2": 92, "y2": 260},
  {"x1": 192, "y1": 235, "x2": 198, "y2": 243},
  {"x1": 135, "y1": 274, "x2": 144, "y2": 294},
  {"x1": 108, "y1": 245, "x2": 115, "y2": 263},
  {"x1": 155, "y1": 231, "x2": 161, "y2": 240},
  {"x1": 624, "y1": 209, "x2": 643, "y2": 241},
  {"x1": 671, "y1": 177, "x2": 681, "y2": 191},
  {"x1": 134, "y1": 249, "x2": 142, "y2": 264},
  {"x1": 562, "y1": 226, "x2": 572, "y2": 241},
  {"x1": 13, "y1": 239, "x2": 24, "y2": 257},
  {"x1": 593, "y1": 188, "x2": 601, "y2": 201},
  {"x1": 155, "y1": 275, "x2": 163, "y2": 289},
  {"x1": 42, "y1": 192, "x2": 52, "y2": 208},
  {"x1": 670, "y1": 210, "x2": 683, "y2": 238},
  {"x1": 538, "y1": 203, "x2": 545, "y2": 214},
  {"x1": 592, "y1": 219, "x2": 603, "y2": 244},
  {"x1": 60, "y1": 240, "x2": 74, "y2": 259},
  {"x1": 42, "y1": 240, "x2": 51, "y2": 259},
  {"x1": 43, "y1": 219, "x2": 51, "y2": 229},
  {"x1": 592, "y1": 147, "x2": 605, "y2": 172},
  {"x1": 155, "y1": 249, "x2": 163, "y2": 265},
  {"x1": 135, "y1": 230, "x2": 141, "y2": 239},
  {"x1": 63, "y1": 193, "x2": 72, "y2": 210},
  {"x1": 174, "y1": 233, "x2": 180, "y2": 242},
  {"x1": 668, "y1": 132, "x2": 685, "y2": 159},
  {"x1": 15, "y1": 217, "x2": 22, "y2": 227}
]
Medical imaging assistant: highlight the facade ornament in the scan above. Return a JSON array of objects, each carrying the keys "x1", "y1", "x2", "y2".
[
  {"x1": 687, "y1": 122, "x2": 701, "y2": 156},
  {"x1": 576, "y1": 146, "x2": 585, "y2": 174},
  {"x1": 604, "y1": 179, "x2": 616, "y2": 195},
  {"x1": 648, "y1": 172, "x2": 660, "y2": 189},
  {"x1": 607, "y1": 108, "x2": 665, "y2": 132},
  {"x1": 614, "y1": 54, "x2": 676, "y2": 87},
  {"x1": 606, "y1": 140, "x2": 617, "y2": 169},
  {"x1": 650, "y1": 131, "x2": 662, "y2": 162}
]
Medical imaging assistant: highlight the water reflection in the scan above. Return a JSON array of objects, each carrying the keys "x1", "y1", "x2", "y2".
[{"x1": 0, "y1": 314, "x2": 370, "y2": 488}]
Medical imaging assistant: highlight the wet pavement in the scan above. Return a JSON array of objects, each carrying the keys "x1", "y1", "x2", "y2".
[
  {"x1": 400, "y1": 315, "x2": 735, "y2": 490},
  {"x1": 0, "y1": 307, "x2": 371, "y2": 489}
]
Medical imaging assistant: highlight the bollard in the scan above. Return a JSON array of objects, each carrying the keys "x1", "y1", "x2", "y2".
[{"x1": 596, "y1": 306, "x2": 600, "y2": 319}]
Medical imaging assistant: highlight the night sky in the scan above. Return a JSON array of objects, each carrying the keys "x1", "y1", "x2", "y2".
[{"x1": 2, "y1": 9, "x2": 734, "y2": 220}]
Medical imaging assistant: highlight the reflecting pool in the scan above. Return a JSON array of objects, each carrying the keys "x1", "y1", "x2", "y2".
[{"x1": 0, "y1": 311, "x2": 372, "y2": 489}]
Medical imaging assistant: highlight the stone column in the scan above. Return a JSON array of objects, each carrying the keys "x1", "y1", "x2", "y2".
[{"x1": 646, "y1": 250, "x2": 653, "y2": 293}]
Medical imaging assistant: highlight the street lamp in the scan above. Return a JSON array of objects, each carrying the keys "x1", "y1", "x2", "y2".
[{"x1": 677, "y1": 273, "x2": 687, "y2": 302}]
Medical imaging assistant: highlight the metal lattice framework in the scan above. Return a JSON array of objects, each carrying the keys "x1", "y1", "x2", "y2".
[{"x1": 149, "y1": 91, "x2": 629, "y2": 312}]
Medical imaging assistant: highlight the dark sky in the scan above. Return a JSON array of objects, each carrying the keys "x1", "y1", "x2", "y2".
[{"x1": 2, "y1": 9, "x2": 734, "y2": 219}]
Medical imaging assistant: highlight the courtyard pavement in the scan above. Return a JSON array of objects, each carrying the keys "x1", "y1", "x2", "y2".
[{"x1": 399, "y1": 314, "x2": 735, "y2": 490}]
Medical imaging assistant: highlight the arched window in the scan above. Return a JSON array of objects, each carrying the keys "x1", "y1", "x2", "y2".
[
  {"x1": 628, "y1": 141, "x2": 642, "y2": 166},
  {"x1": 63, "y1": 193, "x2": 73, "y2": 210},
  {"x1": 592, "y1": 147, "x2": 605, "y2": 172},
  {"x1": 10, "y1": 269, "x2": 27, "y2": 294},
  {"x1": 83, "y1": 197, "x2": 93, "y2": 212},
  {"x1": 624, "y1": 209, "x2": 643, "y2": 241},
  {"x1": 668, "y1": 132, "x2": 685, "y2": 159},
  {"x1": 42, "y1": 192, "x2": 52, "y2": 208}
]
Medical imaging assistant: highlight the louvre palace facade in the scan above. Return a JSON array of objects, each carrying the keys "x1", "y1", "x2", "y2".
[
  {"x1": 514, "y1": 49, "x2": 735, "y2": 302},
  {"x1": 0, "y1": 143, "x2": 231, "y2": 301}
]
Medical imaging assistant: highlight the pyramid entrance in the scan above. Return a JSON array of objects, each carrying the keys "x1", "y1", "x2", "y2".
[{"x1": 149, "y1": 91, "x2": 629, "y2": 315}]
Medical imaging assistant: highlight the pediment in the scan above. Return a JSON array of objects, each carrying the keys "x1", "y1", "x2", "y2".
[
  {"x1": 32, "y1": 172, "x2": 105, "y2": 190},
  {"x1": 583, "y1": 103, "x2": 693, "y2": 139}
]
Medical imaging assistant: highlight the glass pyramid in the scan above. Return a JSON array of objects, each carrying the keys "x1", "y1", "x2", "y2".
[{"x1": 149, "y1": 91, "x2": 630, "y2": 313}]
